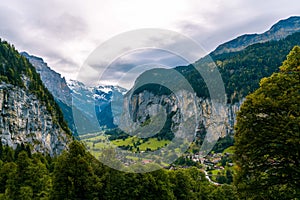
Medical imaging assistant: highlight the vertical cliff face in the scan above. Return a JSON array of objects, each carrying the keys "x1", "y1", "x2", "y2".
[
  {"x1": 0, "y1": 41, "x2": 71, "y2": 155},
  {"x1": 123, "y1": 90, "x2": 242, "y2": 140},
  {"x1": 0, "y1": 83, "x2": 70, "y2": 155},
  {"x1": 196, "y1": 97, "x2": 241, "y2": 137},
  {"x1": 20, "y1": 52, "x2": 79, "y2": 136}
]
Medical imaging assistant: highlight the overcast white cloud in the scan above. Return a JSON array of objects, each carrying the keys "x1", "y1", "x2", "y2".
[{"x1": 0, "y1": 0, "x2": 299, "y2": 88}]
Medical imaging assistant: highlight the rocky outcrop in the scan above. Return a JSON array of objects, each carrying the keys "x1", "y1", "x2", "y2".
[
  {"x1": 0, "y1": 83, "x2": 70, "y2": 155},
  {"x1": 21, "y1": 52, "x2": 72, "y2": 104}
]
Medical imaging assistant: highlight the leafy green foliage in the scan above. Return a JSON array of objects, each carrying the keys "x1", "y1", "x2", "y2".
[{"x1": 234, "y1": 46, "x2": 300, "y2": 199}]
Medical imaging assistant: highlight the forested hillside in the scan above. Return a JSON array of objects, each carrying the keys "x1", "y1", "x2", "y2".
[{"x1": 176, "y1": 32, "x2": 300, "y2": 102}]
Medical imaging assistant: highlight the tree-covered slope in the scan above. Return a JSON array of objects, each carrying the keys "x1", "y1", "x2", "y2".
[{"x1": 176, "y1": 31, "x2": 300, "y2": 103}]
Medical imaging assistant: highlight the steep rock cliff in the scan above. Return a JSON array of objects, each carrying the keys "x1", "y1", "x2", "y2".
[
  {"x1": 0, "y1": 83, "x2": 70, "y2": 155},
  {"x1": 122, "y1": 90, "x2": 242, "y2": 141},
  {"x1": 0, "y1": 40, "x2": 71, "y2": 155}
]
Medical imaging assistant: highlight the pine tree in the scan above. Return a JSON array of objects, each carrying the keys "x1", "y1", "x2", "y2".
[{"x1": 51, "y1": 141, "x2": 101, "y2": 200}]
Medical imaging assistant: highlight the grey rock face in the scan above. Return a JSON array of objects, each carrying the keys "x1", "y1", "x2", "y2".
[
  {"x1": 21, "y1": 52, "x2": 72, "y2": 105},
  {"x1": 123, "y1": 90, "x2": 242, "y2": 139},
  {"x1": 0, "y1": 83, "x2": 70, "y2": 155}
]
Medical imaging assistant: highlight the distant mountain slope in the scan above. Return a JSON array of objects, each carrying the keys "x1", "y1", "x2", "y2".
[
  {"x1": 67, "y1": 79, "x2": 127, "y2": 133},
  {"x1": 21, "y1": 52, "x2": 71, "y2": 104},
  {"x1": 212, "y1": 16, "x2": 300, "y2": 55},
  {"x1": 0, "y1": 39, "x2": 71, "y2": 155},
  {"x1": 21, "y1": 53, "x2": 127, "y2": 135},
  {"x1": 176, "y1": 31, "x2": 300, "y2": 102}
]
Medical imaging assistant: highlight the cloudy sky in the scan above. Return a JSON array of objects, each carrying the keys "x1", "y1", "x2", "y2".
[{"x1": 0, "y1": 0, "x2": 299, "y2": 88}]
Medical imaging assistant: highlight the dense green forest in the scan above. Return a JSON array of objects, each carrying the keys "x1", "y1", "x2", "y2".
[
  {"x1": 0, "y1": 39, "x2": 70, "y2": 135},
  {"x1": 0, "y1": 141, "x2": 238, "y2": 200}
]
